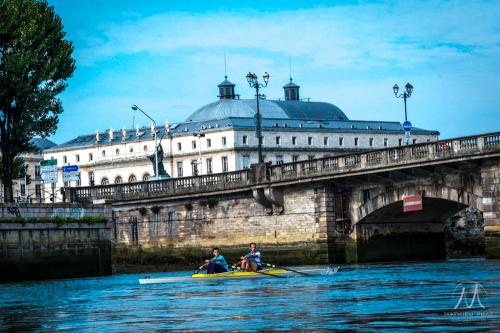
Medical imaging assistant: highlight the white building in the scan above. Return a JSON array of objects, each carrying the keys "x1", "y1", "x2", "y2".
[
  {"x1": 0, "y1": 138, "x2": 56, "y2": 203},
  {"x1": 43, "y1": 77, "x2": 438, "y2": 200}
]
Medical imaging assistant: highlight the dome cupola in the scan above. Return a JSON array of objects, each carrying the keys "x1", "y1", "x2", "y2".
[
  {"x1": 218, "y1": 76, "x2": 237, "y2": 99},
  {"x1": 283, "y1": 78, "x2": 300, "y2": 101}
]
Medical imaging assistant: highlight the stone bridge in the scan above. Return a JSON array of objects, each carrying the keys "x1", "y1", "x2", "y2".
[{"x1": 70, "y1": 132, "x2": 500, "y2": 263}]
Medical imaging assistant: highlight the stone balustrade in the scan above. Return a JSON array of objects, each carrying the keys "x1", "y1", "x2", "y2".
[{"x1": 70, "y1": 132, "x2": 500, "y2": 203}]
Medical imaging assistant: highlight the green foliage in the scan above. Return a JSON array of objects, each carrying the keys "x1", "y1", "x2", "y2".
[
  {"x1": 0, "y1": 215, "x2": 108, "y2": 224},
  {"x1": 151, "y1": 206, "x2": 162, "y2": 214},
  {"x1": 0, "y1": 0, "x2": 76, "y2": 201},
  {"x1": 138, "y1": 207, "x2": 148, "y2": 216},
  {"x1": 0, "y1": 156, "x2": 25, "y2": 179}
]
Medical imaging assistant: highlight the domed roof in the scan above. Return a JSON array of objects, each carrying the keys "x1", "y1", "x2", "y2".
[{"x1": 186, "y1": 99, "x2": 349, "y2": 122}]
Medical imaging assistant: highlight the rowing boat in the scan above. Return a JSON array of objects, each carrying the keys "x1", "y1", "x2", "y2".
[{"x1": 139, "y1": 268, "x2": 287, "y2": 284}]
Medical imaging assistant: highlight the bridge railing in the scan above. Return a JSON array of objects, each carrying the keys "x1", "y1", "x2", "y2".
[
  {"x1": 69, "y1": 132, "x2": 500, "y2": 203},
  {"x1": 70, "y1": 169, "x2": 252, "y2": 203},
  {"x1": 268, "y1": 132, "x2": 500, "y2": 182}
]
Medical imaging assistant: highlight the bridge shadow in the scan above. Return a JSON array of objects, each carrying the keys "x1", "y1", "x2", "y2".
[{"x1": 352, "y1": 198, "x2": 483, "y2": 262}]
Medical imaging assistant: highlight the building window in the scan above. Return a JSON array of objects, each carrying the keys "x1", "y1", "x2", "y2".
[
  {"x1": 129, "y1": 146, "x2": 134, "y2": 153},
  {"x1": 206, "y1": 158, "x2": 213, "y2": 174},
  {"x1": 242, "y1": 135, "x2": 248, "y2": 145},
  {"x1": 177, "y1": 142, "x2": 182, "y2": 151},
  {"x1": 115, "y1": 148, "x2": 120, "y2": 155},
  {"x1": 192, "y1": 140, "x2": 197, "y2": 149},
  {"x1": 339, "y1": 137, "x2": 344, "y2": 146},
  {"x1": 63, "y1": 155, "x2": 67, "y2": 164},
  {"x1": 276, "y1": 155, "x2": 283, "y2": 164},
  {"x1": 128, "y1": 174, "x2": 136, "y2": 183},
  {"x1": 207, "y1": 138, "x2": 212, "y2": 147},
  {"x1": 102, "y1": 150, "x2": 106, "y2": 157},
  {"x1": 20, "y1": 184, "x2": 26, "y2": 197},
  {"x1": 76, "y1": 178, "x2": 81, "y2": 186},
  {"x1": 177, "y1": 162, "x2": 183, "y2": 177},
  {"x1": 76, "y1": 154, "x2": 80, "y2": 162},
  {"x1": 101, "y1": 177, "x2": 109, "y2": 185},
  {"x1": 143, "y1": 173, "x2": 150, "y2": 181},
  {"x1": 89, "y1": 171, "x2": 95, "y2": 186},
  {"x1": 354, "y1": 137, "x2": 359, "y2": 146},
  {"x1": 384, "y1": 138, "x2": 388, "y2": 147},
  {"x1": 143, "y1": 145, "x2": 148, "y2": 152},
  {"x1": 308, "y1": 155, "x2": 315, "y2": 160},
  {"x1": 292, "y1": 136, "x2": 297, "y2": 145},
  {"x1": 398, "y1": 138, "x2": 403, "y2": 146},
  {"x1": 308, "y1": 137, "x2": 313, "y2": 145},
  {"x1": 89, "y1": 153, "x2": 93, "y2": 161},
  {"x1": 35, "y1": 165, "x2": 41, "y2": 179},
  {"x1": 292, "y1": 155, "x2": 299, "y2": 162},
  {"x1": 242, "y1": 155, "x2": 250, "y2": 169},
  {"x1": 191, "y1": 160, "x2": 198, "y2": 176},
  {"x1": 276, "y1": 136, "x2": 281, "y2": 145},
  {"x1": 369, "y1": 138, "x2": 374, "y2": 147},
  {"x1": 35, "y1": 184, "x2": 41, "y2": 198},
  {"x1": 115, "y1": 176, "x2": 122, "y2": 184},
  {"x1": 413, "y1": 139, "x2": 417, "y2": 144},
  {"x1": 222, "y1": 137, "x2": 227, "y2": 146},
  {"x1": 324, "y1": 137, "x2": 329, "y2": 146},
  {"x1": 222, "y1": 156, "x2": 228, "y2": 172}
]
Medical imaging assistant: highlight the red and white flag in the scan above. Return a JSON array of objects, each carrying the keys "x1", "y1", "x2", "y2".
[{"x1": 403, "y1": 195, "x2": 423, "y2": 212}]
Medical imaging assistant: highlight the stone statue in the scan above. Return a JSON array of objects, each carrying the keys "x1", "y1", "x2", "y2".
[{"x1": 148, "y1": 143, "x2": 170, "y2": 178}]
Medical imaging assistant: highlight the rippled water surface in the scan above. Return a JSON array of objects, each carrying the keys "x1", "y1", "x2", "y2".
[{"x1": 1, "y1": 259, "x2": 499, "y2": 332}]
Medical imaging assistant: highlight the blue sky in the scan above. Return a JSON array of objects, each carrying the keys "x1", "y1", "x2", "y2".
[{"x1": 47, "y1": 0, "x2": 500, "y2": 144}]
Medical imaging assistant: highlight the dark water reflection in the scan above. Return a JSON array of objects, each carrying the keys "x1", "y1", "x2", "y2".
[{"x1": 1, "y1": 259, "x2": 499, "y2": 332}]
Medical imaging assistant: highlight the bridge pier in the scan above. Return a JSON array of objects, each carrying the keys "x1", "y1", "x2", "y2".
[{"x1": 481, "y1": 159, "x2": 500, "y2": 258}]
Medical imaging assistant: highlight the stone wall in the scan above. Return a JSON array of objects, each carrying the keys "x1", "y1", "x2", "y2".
[
  {"x1": 0, "y1": 204, "x2": 112, "y2": 282},
  {"x1": 112, "y1": 185, "x2": 329, "y2": 265}
]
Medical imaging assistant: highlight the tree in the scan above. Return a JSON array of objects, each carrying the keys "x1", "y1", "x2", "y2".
[{"x1": 0, "y1": 0, "x2": 75, "y2": 202}]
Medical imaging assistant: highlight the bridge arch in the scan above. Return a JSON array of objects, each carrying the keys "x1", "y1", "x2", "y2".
[{"x1": 353, "y1": 183, "x2": 482, "y2": 226}]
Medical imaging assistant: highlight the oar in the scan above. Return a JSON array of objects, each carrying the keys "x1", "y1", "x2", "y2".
[{"x1": 262, "y1": 263, "x2": 312, "y2": 276}]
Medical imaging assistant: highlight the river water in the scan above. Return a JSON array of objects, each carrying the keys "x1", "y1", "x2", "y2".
[{"x1": 1, "y1": 259, "x2": 499, "y2": 332}]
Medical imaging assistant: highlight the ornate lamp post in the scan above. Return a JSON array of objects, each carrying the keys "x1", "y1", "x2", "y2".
[
  {"x1": 393, "y1": 82, "x2": 413, "y2": 122},
  {"x1": 393, "y1": 83, "x2": 414, "y2": 144},
  {"x1": 193, "y1": 132, "x2": 205, "y2": 175},
  {"x1": 246, "y1": 71, "x2": 270, "y2": 164},
  {"x1": 131, "y1": 105, "x2": 159, "y2": 179}
]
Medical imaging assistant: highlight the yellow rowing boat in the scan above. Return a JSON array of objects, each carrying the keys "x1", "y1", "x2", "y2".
[{"x1": 191, "y1": 268, "x2": 287, "y2": 279}]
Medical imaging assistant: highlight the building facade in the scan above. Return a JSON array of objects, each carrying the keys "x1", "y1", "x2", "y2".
[
  {"x1": 0, "y1": 138, "x2": 56, "y2": 203},
  {"x1": 43, "y1": 77, "x2": 439, "y2": 201}
]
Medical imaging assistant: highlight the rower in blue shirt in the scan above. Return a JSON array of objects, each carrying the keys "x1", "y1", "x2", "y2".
[
  {"x1": 240, "y1": 242, "x2": 262, "y2": 272},
  {"x1": 199, "y1": 247, "x2": 229, "y2": 274}
]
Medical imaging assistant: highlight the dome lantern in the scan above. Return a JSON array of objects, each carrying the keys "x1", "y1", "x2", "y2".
[
  {"x1": 217, "y1": 76, "x2": 237, "y2": 99},
  {"x1": 283, "y1": 77, "x2": 300, "y2": 101}
]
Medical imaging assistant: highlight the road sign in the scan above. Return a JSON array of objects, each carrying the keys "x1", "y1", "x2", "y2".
[
  {"x1": 62, "y1": 165, "x2": 80, "y2": 182},
  {"x1": 403, "y1": 194, "x2": 423, "y2": 212},
  {"x1": 40, "y1": 159, "x2": 58, "y2": 183},
  {"x1": 63, "y1": 172, "x2": 80, "y2": 182},
  {"x1": 40, "y1": 159, "x2": 57, "y2": 167},
  {"x1": 62, "y1": 165, "x2": 79, "y2": 172},
  {"x1": 41, "y1": 171, "x2": 58, "y2": 183},
  {"x1": 403, "y1": 121, "x2": 412, "y2": 132}
]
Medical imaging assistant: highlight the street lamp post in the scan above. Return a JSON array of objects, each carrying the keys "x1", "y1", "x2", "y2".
[
  {"x1": 131, "y1": 105, "x2": 159, "y2": 179},
  {"x1": 393, "y1": 82, "x2": 413, "y2": 122},
  {"x1": 246, "y1": 71, "x2": 270, "y2": 164},
  {"x1": 393, "y1": 83, "x2": 414, "y2": 144},
  {"x1": 193, "y1": 132, "x2": 205, "y2": 175}
]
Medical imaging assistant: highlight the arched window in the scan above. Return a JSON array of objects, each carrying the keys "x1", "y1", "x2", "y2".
[
  {"x1": 143, "y1": 145, "x2": 148, "y2": 152},
  {"x1": 143, "y1": 173, "x2": 150, "y2": 181},
  {"x1": 115, "y1": 148, "x2": 120, "y2": 155},
  {"x1": 128, "y1": 174, "x2": 137, "y2": 183},
  {"x1": 115, "y1": 176, "x2": 123, "y2": 184},
  {"x1": 102, "y1": 150, "x2": 106, "y2": 157},
  {"x1": 101, "y1": 177, "x2": 109, "y2": 185}
]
